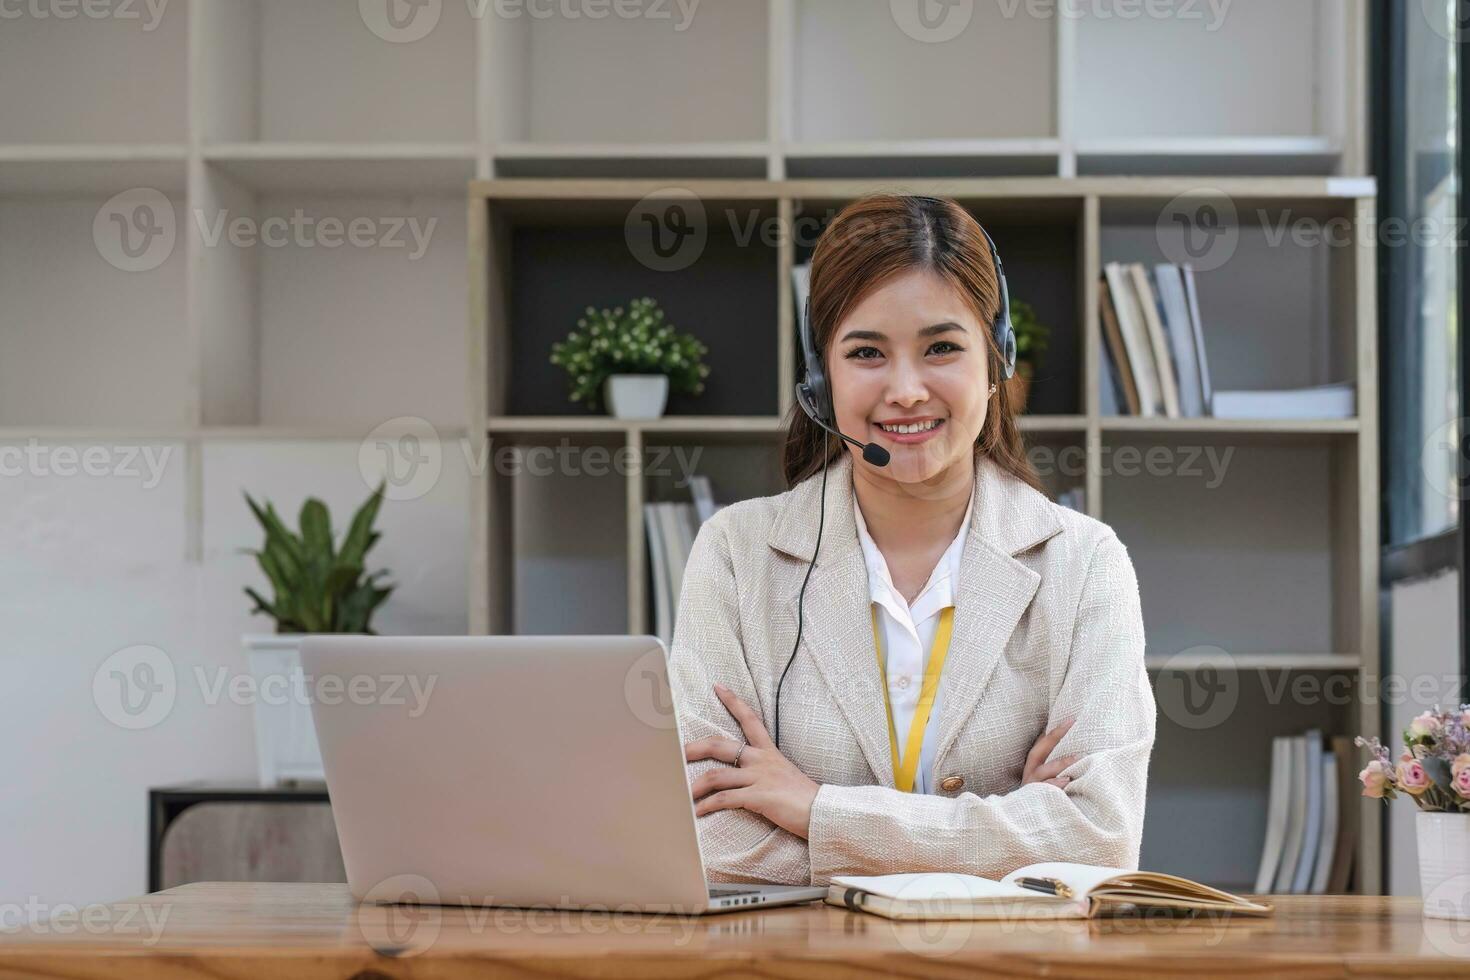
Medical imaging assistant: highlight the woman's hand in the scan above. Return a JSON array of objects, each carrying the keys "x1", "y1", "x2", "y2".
[
  {"x1": 1022, "y1": 716, "x2": 1080, "y2": 788},
  {"x1": 684, "y1": 683, "x2": 821, "y2": 840}
]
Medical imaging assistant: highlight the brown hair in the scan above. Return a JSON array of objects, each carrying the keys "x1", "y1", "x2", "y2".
[{"x1": 782, "y1": 194, "x2": 1045, "y2": 494}]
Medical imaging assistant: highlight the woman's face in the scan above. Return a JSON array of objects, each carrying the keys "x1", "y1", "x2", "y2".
[{"x1": 827, "y1": 267, "x2": 991, "y2": 486}]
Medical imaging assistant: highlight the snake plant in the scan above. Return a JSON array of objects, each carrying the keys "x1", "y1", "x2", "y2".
[{"x1": 243, "y1": 484, "x2": 394, "y2": 634}]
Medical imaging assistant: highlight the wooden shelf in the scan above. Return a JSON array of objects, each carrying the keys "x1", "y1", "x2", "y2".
[
  {"x1": 204, "y1": 144, "x2": 478, "y2": 195},
  {"x1": 0, "y1": 145, "x2": 188, "y2": 195},
  {"x1": 1102, "y1": 417, "x2": 1360, "y2": 437},
  {"x1": 1147, "y1": 653, "x2": 1362, "y2": 671}
]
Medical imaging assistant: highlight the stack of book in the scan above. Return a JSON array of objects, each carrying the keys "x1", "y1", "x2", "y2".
[
  {"x1": 1099, "y1": 262, "x2": 1354, "y2": 420},
  {"x1": 1253, "y1": 730, "x2": 1360, "y2": 895},
  {"x1": 645, "y1": 477, "x2": 721, "y2": 647}
]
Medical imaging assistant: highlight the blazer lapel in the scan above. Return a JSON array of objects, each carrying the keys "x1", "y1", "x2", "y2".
[{"x1": 767, "y1": 452, "x2": 1064, "y2": 788}]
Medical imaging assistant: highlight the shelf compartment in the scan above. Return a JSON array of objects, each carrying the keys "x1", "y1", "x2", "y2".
[
  {"x1": 1102, "y1": 438, "x2": 1357, "y2": 660},
  {"x1": 195, "y1": 0, "x2": 477, "y2": 145},
  {"x1": 1101, "y1": 196, "x2": 1364, "y2": 398},
  {"x1": 486, "y1": 195, "x2": 782, "y2": 418},
  {"x1": 490, "y1": 0, "x2": 768, "y2": 145},
  {"x1": 1077, "y1": 137, "x2": 1342, "y2": 177},
  {"x1": 791, "y1": 0, "x2": 1055, "y2": 144},
  {"x1": 0, "y1": 0, "x2": 187, "y2": 144},
  {"x1": 0, "y1": 196, "x2": 190, "y2": 427},
  {"x1": 197, "y1": 164, "x2": 467, "y2": 428}
]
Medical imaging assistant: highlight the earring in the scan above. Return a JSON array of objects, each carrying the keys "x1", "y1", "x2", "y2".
[{"x1": 989, "y1": 383, "x2": 998, "y2": 396}]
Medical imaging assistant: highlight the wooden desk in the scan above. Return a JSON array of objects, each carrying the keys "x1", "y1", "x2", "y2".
[{"x1": 2, "y1": 882, "x2": 1469, "y2": 978}]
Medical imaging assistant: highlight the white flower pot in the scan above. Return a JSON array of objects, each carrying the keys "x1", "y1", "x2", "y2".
[
  {"x1": 604, "y1": 374, "x2": 669, "y2": 420},
  {"x1": 243, "y1": 634, "x2": 325, "y2": 787},
  {"x1": 1418, "y1": 810, "x2": 1470, "y2": 919}
]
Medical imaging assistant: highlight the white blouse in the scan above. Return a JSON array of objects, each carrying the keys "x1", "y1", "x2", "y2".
[{"x1": 851, "y1": 487, "x2": 973, "y2": 795}]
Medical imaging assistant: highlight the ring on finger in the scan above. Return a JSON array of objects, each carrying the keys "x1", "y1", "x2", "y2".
[{"x1": 733, "y1": 742, "x2": 746, "y2": 768}]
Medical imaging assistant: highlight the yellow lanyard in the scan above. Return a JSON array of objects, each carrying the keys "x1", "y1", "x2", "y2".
[{"x1": 870, "y1": 604, "x2": 955, "y2": 793}]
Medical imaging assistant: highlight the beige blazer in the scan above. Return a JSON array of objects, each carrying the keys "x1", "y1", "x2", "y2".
[{"x1": 668, "y1": 451, "x2": 1155, "y2": 886}]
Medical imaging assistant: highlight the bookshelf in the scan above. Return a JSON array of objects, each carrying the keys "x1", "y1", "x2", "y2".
[
  {"x1": 0, "y1": 0, "x2": 1375, "y2": 896},
  {"x1": 470, "y1": 176, "x2": 1378, "y2": 896}
]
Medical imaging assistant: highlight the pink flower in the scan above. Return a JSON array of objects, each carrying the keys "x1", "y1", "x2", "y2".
[
  {"x1": 1461, "y1": 710, "x2": 1470, "y2": 728},
  {"x1": 1402, "y1": 751, "x2": 1416, "y2": 764},
  {"x1": 1411, "y1": 711, "x2": 1442, "y2": 738},
  {"x1": 1398, "y1": 759, "x2": 1431, "y2": 795},
  {"x1": 1453, "y1": 754, "x2": 1470, "y2": 777},
  {"x1": 1360, "y1": 760, "x2": 1392, "y2": 798},
  {"x1": 1455, "y1": 767, "x2": 1470, "y2": 797}
]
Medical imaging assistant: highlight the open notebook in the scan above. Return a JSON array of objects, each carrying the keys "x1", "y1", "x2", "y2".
[{"x1": 826, "y1": 863, "x2": 1274, "y2": 920}]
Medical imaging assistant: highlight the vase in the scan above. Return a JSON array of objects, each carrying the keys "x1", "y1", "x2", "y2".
[
  {"x1": 243, "y1": 634, "x2": 325, "y2": 787},
  {"x1": 604, "y1": 374, "x2": 669, "y2": 420},
  {"x1": 1418, "y1": 810, "x2": 1470, "y2": 919}
]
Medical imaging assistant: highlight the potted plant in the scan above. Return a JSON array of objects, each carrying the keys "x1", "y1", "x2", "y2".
[
  {"x1": 1007, "y1": 298, "x2": 1050, "y2": 413},
  {"x1": 549, "y1": 297, "x2": 709, "y2": 420},
  {"x1": 1357, "y1": 706, "x2": 1470, "y2": 918},
  {"x1": 241, "y1": 485, "x2": 393, "y2": 787}
]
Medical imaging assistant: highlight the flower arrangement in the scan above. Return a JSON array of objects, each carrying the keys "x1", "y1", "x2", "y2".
[
  {"x1": 1356, "y1": 705, "x2": 1470, "y2": 810},
  {"x1": 549, "y1": 297, "x2": 710, "y2": 411}
]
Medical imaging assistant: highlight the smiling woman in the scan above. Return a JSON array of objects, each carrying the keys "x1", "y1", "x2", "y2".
[{"x1": 668, "y1": 194, "x2": 1156, "y2": 886}]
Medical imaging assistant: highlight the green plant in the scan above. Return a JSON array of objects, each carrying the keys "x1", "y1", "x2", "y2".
[
  {"x1": 1010, "y1": 298, "x2": 1051, "y2": 371},
  {"x1": 549, "y1": 297, "x2": 710, "y2": 410},
  {"x1": 242, "y1": 484, "x2": 394, "y2": 634}
]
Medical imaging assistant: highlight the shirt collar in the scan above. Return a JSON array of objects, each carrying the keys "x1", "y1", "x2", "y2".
[{"x1": 852, "y1": 481, "x2": 974, "y2": 618}]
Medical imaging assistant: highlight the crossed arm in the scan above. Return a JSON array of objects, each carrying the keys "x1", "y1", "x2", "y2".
[{"x1": 667, "y1": 519, "x2": 1155, "y2": 886}]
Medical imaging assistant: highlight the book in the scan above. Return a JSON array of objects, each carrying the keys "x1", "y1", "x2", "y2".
[
  {"x1": 1102, "y1": 263, "x2": 1162, "y2": 416},
  {"x1": 644, "y1": 503, "x2": 672, "y2": 647},
  {"x1": 1252, "y1": 736, "x2": 1291, "y2": 894},
  {"x1": 1311, "y1": 750, "x2": 1340, "y2": 894},
  {"x1": 1098, "y1": 276, "x2": 1141, "y2": 414},
  {"x1": 688, "y1": 475, "x2": 720, "y2": 524},
  {"x1": 1128, "y1": 263, "x2": 1182, "y2": 417},
  {"x1": 1210, "y1": 383, "x2": 1355, "y2": 420},
  {"x1": 1180, "y1": 265, "x2": 1214, "y2": 413},
  {"x1": 1152, "y1": 263, "x2": 1206, "y2": 417},
  {"x1": 1327, "y1": 734, "x2": 1360, "y2": 893},
  {"x1": 1292, "y1": 729, "x2": 1323, "y2": 893},
  {"x1": 1273, "y1": 735, "x2": 1306, "y2": 893},
  {"x1": 826, "y1": 862, "x2": 1273, "y2": 920}
]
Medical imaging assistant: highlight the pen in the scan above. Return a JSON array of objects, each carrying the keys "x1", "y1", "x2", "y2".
[{"x1": 1016, "y1": 877, "x2": 1075, "y2": 899}]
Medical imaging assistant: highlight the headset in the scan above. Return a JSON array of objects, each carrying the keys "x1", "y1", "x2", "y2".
[{"x1": 771, "y1": 210, "x2": 1015, "y2": 749}]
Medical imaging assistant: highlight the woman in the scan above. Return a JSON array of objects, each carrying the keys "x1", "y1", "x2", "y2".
[{"x1": 669, "y1": 194, "x2": 1155, "y2": 886}]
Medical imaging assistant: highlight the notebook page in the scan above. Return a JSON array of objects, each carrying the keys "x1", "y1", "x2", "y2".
[
  {"x1": 1000, "y1": 862, "x2": 1133, "y2": 897},
  {"x1": 828, "y1": 872, "x2": 1037, "y2": 902}
]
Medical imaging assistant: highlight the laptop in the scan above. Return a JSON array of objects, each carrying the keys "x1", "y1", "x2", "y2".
[{"x1": 300, "y1": 634, "x2": 827, "y2": 915}]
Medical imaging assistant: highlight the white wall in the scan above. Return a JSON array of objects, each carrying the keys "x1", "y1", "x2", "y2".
[{"x1": 0, "y1": 438, "x2": 468, "y2": 907}]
